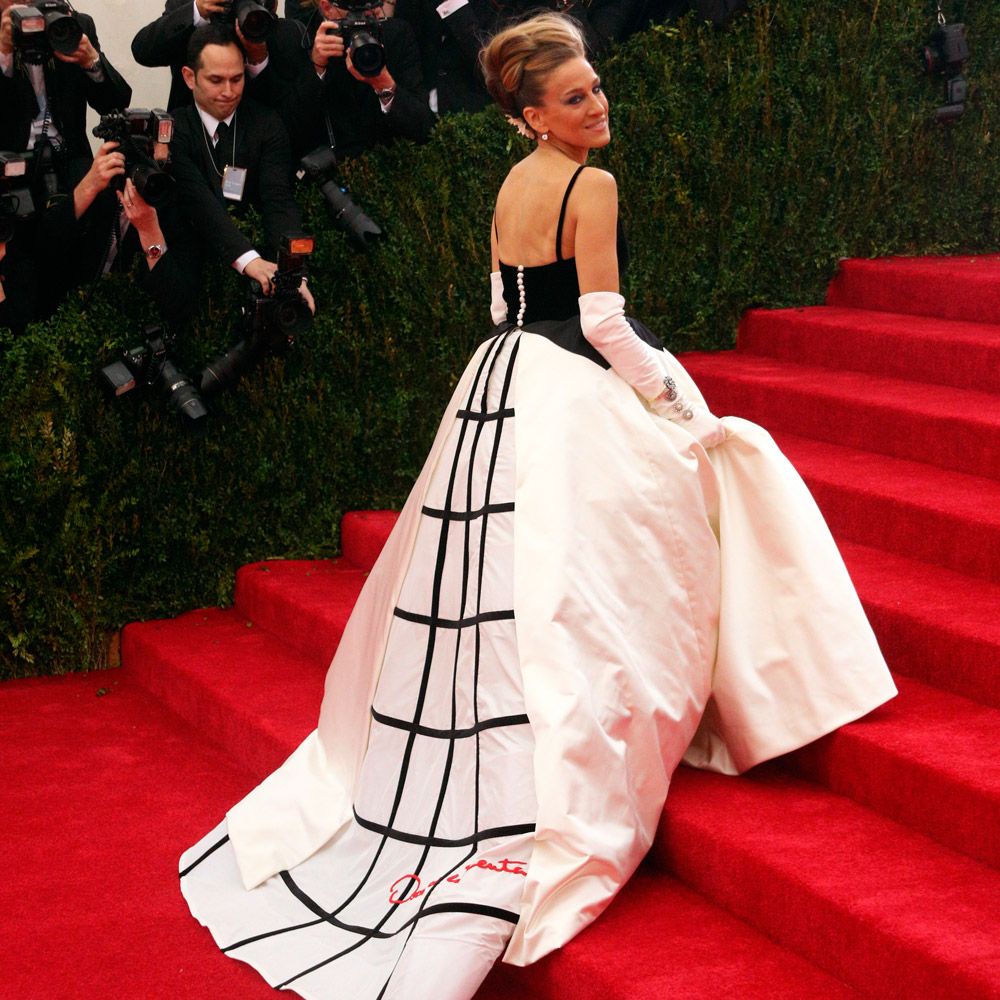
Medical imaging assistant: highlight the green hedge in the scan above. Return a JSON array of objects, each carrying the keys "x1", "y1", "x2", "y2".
[{"x1": 3, "y1": 0, "x2": 999, "y2": 678}]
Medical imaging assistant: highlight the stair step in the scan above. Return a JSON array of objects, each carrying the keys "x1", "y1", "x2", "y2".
[
  {"x1": 487, "y1": 867, "x2": 858, "y2": 1000},
  {"x1": 772, "y1": 431, "x2": 1000, "y2": 585},
  {"x1": 827, "y1": 255, "x2": 1000, "y2": 324},
  {"x1": 781, "y1": 675, "x2": 1000, "y2": 870},
  {"x1": 739, "y1": 305, "x2": 1000, "y2": 393},
  {"x1": 657, "y1": 766, "x2": 1000, "y2": 1000},
  {"x1": 123, "y1": 608, "x2": 322, "y2": 778},
  {"x1": 681, "y1": 350, "x2": 1000, "y2": 481},
  {"x1": 341, "y1": 509, "x2": 398, "y2": 572},
  {"x1": 840, "y1": 541, "x2": 1000, "y2": 709},
  {"x1": 234, "y1": 558, "x2": 366, "y2": 667}
]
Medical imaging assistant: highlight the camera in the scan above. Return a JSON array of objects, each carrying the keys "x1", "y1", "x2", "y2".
[
  {"x1": 99, "y1": 325, "x2": 209, "y2": 429},
  {"x1": 924, "y1": 20, "x2": 970, "y2": 123},
  {"x1": 92, "y1": 109, "x2": 175, "y2": 207},
  {"x1": 199, "y1": 233, "x2": 314, "y2": 395},
  {"x1": 334, "y1": 2, "x2": 385, "y2": 77},
  {"x1": 0, "y1": 154, "x2": 36, "y2": 243},
  {"x1": 299, "y1": 146, "x2": 383, "y2": 250},
  {"x1": 213, "y1": 0, "x2": 276, "y2": 43},
  {"x1": 10, "y1": 0, "x2": 83, "y2": 64}
]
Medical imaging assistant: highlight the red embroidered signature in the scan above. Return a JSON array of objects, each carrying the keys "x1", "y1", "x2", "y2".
[{"x1": 389, "y1": 858, "x2": 528, "y2": 905}]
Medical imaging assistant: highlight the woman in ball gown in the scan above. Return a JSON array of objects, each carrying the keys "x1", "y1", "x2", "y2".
[{"x1": 179, "y1": 12, "x2": 896, "y2": 1000}]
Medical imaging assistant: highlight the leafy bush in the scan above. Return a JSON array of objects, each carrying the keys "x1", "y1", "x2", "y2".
[{"x1": 2, "y1": 0, "x2": 999, "y2": 677}]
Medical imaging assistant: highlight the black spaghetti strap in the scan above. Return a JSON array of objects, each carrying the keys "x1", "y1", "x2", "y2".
[{"x1": 555, "y1": 165, "x2": 586, "y2": 261}]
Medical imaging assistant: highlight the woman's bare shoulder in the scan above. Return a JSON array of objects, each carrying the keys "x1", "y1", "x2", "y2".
[{"x1": 575, "y1": 166, "x2": 618, "y2": 201}]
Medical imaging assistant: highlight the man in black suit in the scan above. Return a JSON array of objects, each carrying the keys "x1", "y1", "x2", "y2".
[
  {"x1": 394, "y1": 0, "x2": 645, "y2": 116},
  {"x1": 282, "y1": 0, "x2": 434, "y2": 160},
  {"x1": 170, "y1": 22, "x2": 309, "y2": 302},
  {"x1": 132, "y1": 0, "x2": 313, "y2": 113},
  {"x1": 0, "y1": 0, "x2": 131, "y2": 183}
]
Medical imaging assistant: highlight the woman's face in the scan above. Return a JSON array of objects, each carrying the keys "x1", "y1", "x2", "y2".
[{"x1": 525, "y1": 56, "x2": 610, "y2": 149}]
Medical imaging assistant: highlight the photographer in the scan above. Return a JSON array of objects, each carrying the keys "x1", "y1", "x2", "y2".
[
  {"x1": 282, "y1": 0, "x2": 433, "y2": 160},
  {"x1": 394, "y1": 0, "x2": 644, "y2": 115},
  {"x1": 0, "y1": 0, "x2": 131, "y2": 179},
  {"x1": 169, "y1": 23, "x2": 312, "y2": 309},
  {"x1": 132, "y1": 0, "x2": 314, "y2": 113},
  {"x1": 53, "y1": 136, "x2": 201, "y2": 327}
]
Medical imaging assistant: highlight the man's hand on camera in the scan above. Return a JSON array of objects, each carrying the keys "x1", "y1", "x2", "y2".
[
  {"x1": 118, "y1": 179, "x2": 156, "y2": 230},
  {"x1": 73, "y1": 141, "x2": 125, "y2": 218},
  {"x1": 245, "y1": 257, "x2": 278, "y2": 295},
  {"x1": 196, "y1": 0, "x2": 229, "y2": 19},
  {"x1": 311, "y1": 20, "x2": 344, "y2": 72},
  {"x1": 235, "y1": 22, "x2": 267, "y2": 67},
  {"x1": 346, "y1": 53, "x2": 393, "y2": 91},
  {"x1": 53, "y1": 33, "x2": 100, "y2": 70},
  {"x1": 299, "y1": 279, "x2": 315, "y2": 315}
]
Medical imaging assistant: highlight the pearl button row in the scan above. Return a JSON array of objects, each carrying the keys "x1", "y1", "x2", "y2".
[{"x1": 516, "y1": 265, "x2": 526, "y2": 328}]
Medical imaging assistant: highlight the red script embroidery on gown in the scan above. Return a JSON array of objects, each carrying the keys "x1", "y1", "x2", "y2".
[{"x1": 389, "y1": 859, "x2": 528, "y2": 905}]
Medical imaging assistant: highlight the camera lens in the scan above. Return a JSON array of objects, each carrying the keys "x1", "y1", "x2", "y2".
[
  {"x1": 158, "y1": 359, "x2": 209, "y2": 427},
  {"x1": 130, "y1": 164, "x2": 174, "y2": 207},
  {"x1": 44, "y1": 10, "x2": 83, "y2": 55},
  {"x1": 349, "y1": 31, "x2": 385, "y2": 77},
  {"x1": 234, "y1": 0, "x2": 275, "y2": 42}
]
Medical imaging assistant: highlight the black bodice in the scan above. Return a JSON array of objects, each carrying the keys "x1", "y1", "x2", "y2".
[{"x1": 497, "y1": 166, "x2": 629, "y2": 326}]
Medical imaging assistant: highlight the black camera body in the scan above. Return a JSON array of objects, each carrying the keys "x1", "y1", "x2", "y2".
[
  {"x1": 213, "y1": 0, "x2": 276, "y2": 43},
  {"x1": 336, "y1": 2, "x2": 386, "y2": 77},
  {"x1": 10, "y1": 0, "x2": 83, "y2": 64},
  {"x1": 199, "y1": 233, "x2": 315, "y2": 395},
  {"x1": 924, "y1": 21, "x2": 970, "y2": 124},
  {"x1": 0, "y1": 153, "x2": 37, "y2": 243},
  {"x1": 99, "y1": 325, "x2": 209, "y2": 428},
  {"x1": 92, "y1": 108, "x2": 175, "y2": 207},
  {"x1": 299, "y1": 146, "x2": 383, "y2": 249}
]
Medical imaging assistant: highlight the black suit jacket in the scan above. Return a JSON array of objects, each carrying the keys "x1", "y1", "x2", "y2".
[
  {"x1": 170, "y1": 98, "x2": 302, "y2": 264},
  {"x1": 0, "y1": 12, "x2": 132, "y2": 180},
  {"x1": 279, "y1": 16, "x2": 434, "y2": 161},
  {"x1": 394, "y1": 0, "x2": 644, "y2": 116},
  {"x1": 131, "y1": 0, "x2": 313, "y2": 112}
]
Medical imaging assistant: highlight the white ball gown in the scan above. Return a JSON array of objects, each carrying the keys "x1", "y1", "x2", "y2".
[{"x1": 179, "y1": 169, "x2": 896, "y2": 999}]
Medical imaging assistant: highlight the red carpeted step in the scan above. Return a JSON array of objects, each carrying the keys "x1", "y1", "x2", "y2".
[
  {"x1": 780, "y1": 675, "x2": 1000, "y2": 870},
  {"x1": 826, "y1": 255, "x2": 1000, "y2": 323},
  {"x1": 769, "y1": 431, "x2": 1000, "y2": 585},
  {"x1": 738, "y1": 305, "x2": 1000, "y2": 393},
  {"x1": 123, "y1": 608, "x2": 322, "y2": 778},
  {"x1": 839, "y1": 541, "x2": 1000, "y2": 710},
  {"x1": 681, "y1": 350, "x2": 1000, "y2": 481},
  {"x1": 234, "y1": 558, "x2": 367, "y2": 667},
  {"x1": 656, "y1": 766, "x2": 1000, "y2": 1000},
  {"x1": 2, "y1": 672, "x2": 856, "y2": 1000},
  {"x1": 1, "y1": 671, "x2": 276, "y2": 1000},
  {"x1": 486, "y1": 867, "x2": 858, "y2": 1000},
  {"x1": 341, "y1": 509, "x2": 398, "y2": 572}
]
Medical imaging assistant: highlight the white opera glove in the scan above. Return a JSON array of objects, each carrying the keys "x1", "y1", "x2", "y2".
[
  {"x1": 578, "y1": 290, "x2": 668, "y2": 400},
  {"x1": 490, "y1": 271, "x2": 508, "y2": 326},
  {"x1": 579, "y1": 291, "x2": 727, "y2": 449}
]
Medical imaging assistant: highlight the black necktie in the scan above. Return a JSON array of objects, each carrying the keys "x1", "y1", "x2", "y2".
[{"x1": 213, "y1": 120, "x2": 231, "y2": 168}]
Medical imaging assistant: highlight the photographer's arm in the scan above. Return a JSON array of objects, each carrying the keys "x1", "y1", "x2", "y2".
[
  {"x1": 435, "y1": 0, "x2": 491, "y2": 75},
  {"x1": 358, "y1": 20, "x2": 434, "y2": 144},
  {"x1": 72, "y1": 142, "x2": 125, "y2": 220},
  {"x1": 59, "y1": 15, "x2": 132, "y2": 114},
  {"x1": 132, "y1": 0, "x2": 200, "y2": 68},
  {"x1": 255, "y1": 111, "x2": 303, "y2": 260}
]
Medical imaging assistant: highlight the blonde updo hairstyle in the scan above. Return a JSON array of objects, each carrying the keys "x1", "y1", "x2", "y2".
[{"x1": 480, "y1": 13, "x2": 587, "y2": 138}]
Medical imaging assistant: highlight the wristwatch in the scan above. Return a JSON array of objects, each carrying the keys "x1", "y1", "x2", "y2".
[{"x1": 143, "y1": 243, "x2": 166, "y2": 261}]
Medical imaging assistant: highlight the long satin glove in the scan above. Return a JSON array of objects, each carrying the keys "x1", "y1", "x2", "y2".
[
  {"x1": 578, "y1": 290, "x2": 727, "y2": 449},
  {"x1": 490, "y1": 271, "x2": 508, "y2": 326}
]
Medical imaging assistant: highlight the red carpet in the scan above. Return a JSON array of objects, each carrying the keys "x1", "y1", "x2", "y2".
[{"x1": 7, "y1": 255, "x2": 1000, "y2": 998}]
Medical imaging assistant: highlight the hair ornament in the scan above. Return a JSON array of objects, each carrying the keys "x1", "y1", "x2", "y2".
[{"x1": 504, "y1": 114, "x2": 535, "y2": 139}]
